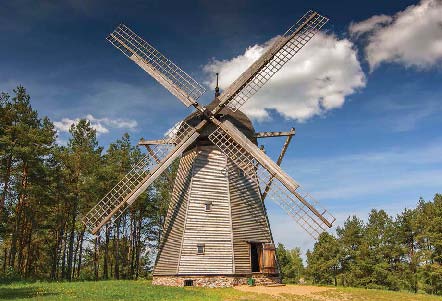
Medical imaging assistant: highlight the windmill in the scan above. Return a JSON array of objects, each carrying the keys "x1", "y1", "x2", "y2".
[{"x1": 83, "y1": 10, "x2": 336, "y2": 287}]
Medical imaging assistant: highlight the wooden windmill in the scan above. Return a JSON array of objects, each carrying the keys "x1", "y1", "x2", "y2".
[{"x1": 83, "y1": 10, "x2": 336, "y2": 287}]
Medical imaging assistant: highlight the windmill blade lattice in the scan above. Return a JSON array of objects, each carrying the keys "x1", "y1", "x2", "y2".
[
  {"x1": 107, "y1": 24, "x2": 206, "y2": 107},
  {"x1": 82, "y1": 121, "x2": 198, "y2": 234},
  {"x1": 216, "y1": 10, "x2": 328, "y2": 113},
  {"x1": 208, "y1": 124, "x2": 335, "y2": 239}
]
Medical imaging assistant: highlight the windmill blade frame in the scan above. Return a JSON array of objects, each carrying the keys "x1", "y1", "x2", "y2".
[
  {"x1": 82, "y1": 121, "x2": 199, "y2": 234},
  {"x1": 107, "y1": 24, "x2": 206, "y2": 108},
  {"x1": 212, "y1": 10, "x2": 328, "y2": 115},
  {"x1": 208, "y1": 119, "x2": 335, "y2": 238}
]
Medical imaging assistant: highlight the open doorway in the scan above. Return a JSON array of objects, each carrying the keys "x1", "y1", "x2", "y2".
[{"x1": 250, "y1": 243, "x2": 263, "y2": 273}]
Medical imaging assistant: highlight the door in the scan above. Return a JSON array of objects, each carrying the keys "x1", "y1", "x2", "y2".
[
  {"x1": 263, "y1": 243, "x2": 277, "y2": 274},
  {"x1": 250, "y1": 243, "x2": 263, "y2": 273}
]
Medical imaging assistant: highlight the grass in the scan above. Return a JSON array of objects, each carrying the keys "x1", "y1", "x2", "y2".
[
  {"x1": 0, "y1": 280, "x2": 441, "y2": 300},
  {"x1": 0, "y1": 280, "x2": 267, "y2": 301}
]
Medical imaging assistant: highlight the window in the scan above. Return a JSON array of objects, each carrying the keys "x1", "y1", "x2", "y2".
[
  {"x1": 184, "y1": 279, "x2": 194, "y2": 287},
  {"x1": 238, "y1": 168, "x2": 245, "y2": 177},
  {"x1": 197, "y1": 244, "x2": 205, "y2": 255},
  {"x1": 205, "y1": 202, "x2": 212, "y2": 211}
]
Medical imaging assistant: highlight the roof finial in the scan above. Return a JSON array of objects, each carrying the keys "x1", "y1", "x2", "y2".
[{"x1": 215, "y1": 72, "x2": 220, "y2": 97}]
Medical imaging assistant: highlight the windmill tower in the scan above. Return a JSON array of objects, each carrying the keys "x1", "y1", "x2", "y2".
[{"x1": 83, "y1": 10, "x2": 336, "y2": 287}]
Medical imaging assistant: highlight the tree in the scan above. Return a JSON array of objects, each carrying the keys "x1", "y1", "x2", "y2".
[
  {"x1": 306, "y1": 232, "x2": 340, "y2": 285},
  {"x1": 61, "y1": 119, "x2": 102, "y2": 280},
  {"x1": 336, "y1": 215, "x2": 364, "y2": 286},
  {"x1": 276, "y1": 243, "x2": 304, "y2": 283}
]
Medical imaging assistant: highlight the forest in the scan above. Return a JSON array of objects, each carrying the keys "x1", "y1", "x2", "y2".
[{"x1": 1, "y1": 86, "x2": 441, "y2": 295}]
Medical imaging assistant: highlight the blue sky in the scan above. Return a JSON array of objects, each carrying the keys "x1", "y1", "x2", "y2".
[{"x1": 1, "y1": 0, "x2": 441, "y2": 252}]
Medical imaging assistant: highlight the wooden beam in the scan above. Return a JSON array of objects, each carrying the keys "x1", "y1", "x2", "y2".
[
  {"x1": 261, "y1": 128, "x2": 295, "y2": 201},
  {"x1": 145, "y1": 145, "x2": 175, "y2": 186},
  {"x1": 91, "y1": 131, "x2": 200, "y2": 234},
  {"x1": 138, "y1": 139, "x2": 169, "y2": 146},
  {"x1": 212, "y1": 11, "x2": 321, "y2": 115},
  {"x1": 217, "y1": 120, "x2": 332, "y2": 228},
  {"x1": 109, "y1": 32, "x2": 203, "y2": 110},
  {"x1": 254, "y1": 129, "x2": 295, "y2": 138}
]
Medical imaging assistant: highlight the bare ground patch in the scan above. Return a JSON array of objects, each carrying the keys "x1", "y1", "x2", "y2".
[{"x1": 234, "y1": 285, "x2": 339, "y2": 300}]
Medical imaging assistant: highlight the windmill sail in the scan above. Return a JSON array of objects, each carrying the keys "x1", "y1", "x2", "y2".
[
  {"x1": 107, "y1": 24, "x2": 206, "y2": 107},
  {"x1": 208, "y1": 120, "x2": 335, "y2": 238},
  {"x1": 82, "y1": 122, "x2": 199, "y2": 234},
  {"x1": 213, "y1": 10, "x2": 328, "y2": 114}
]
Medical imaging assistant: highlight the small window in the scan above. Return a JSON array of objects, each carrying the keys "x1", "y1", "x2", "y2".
[
  {"x1": 238, "y1": 169, "x2": 245, "y2": 177},
  {"x1": 197, "y1": 244, "x2": 205, "y2": 255},
  {"x1": 184, "y1": 279, "x2": 194, "y2": 286},
  {"x1": 205, "y1": 202, "x2": 212, "y2": 211}
]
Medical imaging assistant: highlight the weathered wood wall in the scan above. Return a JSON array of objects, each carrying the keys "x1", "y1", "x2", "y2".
[
  {"x1": 153, "y1": 150, "x2": 196, "y2": 275},
  {"x1": 227, "y1": 157, "x2": 273, "y2": 274},
  {"x1": 154, "y1": 145, "x2": 276, "y2": 276},
  {"x1": 178, "y1": 148, "x2": 234, "y2": 274}
]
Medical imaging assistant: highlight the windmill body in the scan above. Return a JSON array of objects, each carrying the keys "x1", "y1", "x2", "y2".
[
  {"x1": 153, "y1": 101, "x2": 278, "y2": 286},
  {"x1": 83, "y1": 10, "x2": 337, "y2": 287}
]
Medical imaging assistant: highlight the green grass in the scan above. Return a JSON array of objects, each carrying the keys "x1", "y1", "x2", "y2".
[
  {"x1": 0, "y1": 280, "x2": 267, "y2": 301},
  {"x1": 0, "y1": 280, "x2": 441, "y2": 301}
]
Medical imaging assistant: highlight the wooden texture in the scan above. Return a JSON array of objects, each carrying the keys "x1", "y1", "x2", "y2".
[
  {"x1": 178, "y1": 148, "x2": 233, "y2": 274},
  {"x1": 218, "y1": 120, "x2": 333, "y2": 228},
  {"x1": 153, "y1": 150, "x2": 197, "y2": 275},
  {"x1": 153, "y1": 145, "x2": 277, "y2": 276},
  {"x1": 263, "y1": 244, "x2": 277, "y2": 274},
  {"x1": 254, "y1": 129, "x2": 295, "y2": 138},
  {"x1": 227, "y1": 157, "x2": 272, "y2": 274}
]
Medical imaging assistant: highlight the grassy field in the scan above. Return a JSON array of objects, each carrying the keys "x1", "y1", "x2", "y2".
[{"x1": 0, "y1": 280, "x2": 441, "y2": 301}]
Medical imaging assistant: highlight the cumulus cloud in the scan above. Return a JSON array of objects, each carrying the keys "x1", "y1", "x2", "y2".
[
  {"x1": 349, "y1": 15, "x2": 393, "y2": 38},
  {"x1": 204, "y1": 33, "x2": 365, "y2": 121},
  {"x1": 54, "y1": 114, "x2": 137, "y2": 135},
  {"x1": 351, "y1": 0, "x2": 442, "y2": 70}
]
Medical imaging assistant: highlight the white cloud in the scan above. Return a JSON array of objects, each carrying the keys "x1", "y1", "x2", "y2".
[
  {"x1": 54, "y1": 114, "x2": 138, "y2": 135},
  {"x1": 204, "y1": 33, "x2": 365, "y2": 121},
  {"x1": 351, "y1": 0, "x2": 442, "y2": 70},
  {"x1": 349, "y1": 15, "x2": 393, "y2": 38}
]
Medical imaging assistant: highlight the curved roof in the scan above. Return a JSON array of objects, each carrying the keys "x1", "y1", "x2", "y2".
[{"x1": 184, "y1": 99, "x2": 256, "y2": 145}]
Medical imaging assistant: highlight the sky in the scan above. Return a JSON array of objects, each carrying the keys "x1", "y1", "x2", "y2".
[{"x1": 1, "y1": 0, "x2": 442, "y2": 253}]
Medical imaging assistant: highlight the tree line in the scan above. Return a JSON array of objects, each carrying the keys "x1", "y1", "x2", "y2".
[
  {"x1": 1, "y1": 86, "x2": 441, "y2": 296},
  {"x1": 0, "y1": 86, "x2": 173, "y2": 281},
  {"x1": 304, "y1": 194, "x2": 442, "y2": 295}
]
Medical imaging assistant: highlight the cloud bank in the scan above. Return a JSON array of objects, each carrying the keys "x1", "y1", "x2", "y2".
[
  {"x1": 350, "y1": 0, "x2": 442, "y2": 70},
  {"x1": 54, "y1": 114, "x2": 137, "y2": 135},
  {"x1": 204, "y1": 33, "x2": 365, "y2": 121}
]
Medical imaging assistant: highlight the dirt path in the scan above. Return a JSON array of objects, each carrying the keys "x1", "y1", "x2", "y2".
[{"x1": 234, "y1": 285, "x2": 335, "y2": 299}]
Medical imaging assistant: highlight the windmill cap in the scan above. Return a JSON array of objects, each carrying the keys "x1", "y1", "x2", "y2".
[{"x1": 183, "y1": 99, "x2": 257, "y2": 145}]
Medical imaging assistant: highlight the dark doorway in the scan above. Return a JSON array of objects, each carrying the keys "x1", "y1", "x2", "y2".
[{"x1": 250, "y1": 243, "x2": 262, "y2": 273}]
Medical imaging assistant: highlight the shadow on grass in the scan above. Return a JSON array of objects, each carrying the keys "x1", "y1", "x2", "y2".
[{"x1": 0, "y1": 287, "x2": 57, "y2": 299}]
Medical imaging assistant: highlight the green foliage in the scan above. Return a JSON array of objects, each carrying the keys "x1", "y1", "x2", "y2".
[
  {"x1": 1, "y1": 86, "x2": 442, "y2": 298},
  {"x1": 276, "y1": 243, "x2": 304, "y2": 283},
  {"x1": 0, "y1": 86, "x2": 173, "y2": 282},
  {"x1": 306, "y1": 194, "x2": 442, "y2": 295},
  {"x1": 306, "y1": 232, "x2": 340, "y2": 285}
]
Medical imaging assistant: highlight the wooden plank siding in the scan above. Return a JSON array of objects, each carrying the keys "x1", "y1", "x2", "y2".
[
  {"x1": 178, "y1": 148, "x2": 234, "y2": 274},
  {"x1": 227, "y1": 158, "x2": 274, "y2": 274},
  {"x1": 153, "y1": 150, "x2": 197, "y2": 276},
  {"x1": 154, "y1": 145, "x2": 277, "y2": 276}
]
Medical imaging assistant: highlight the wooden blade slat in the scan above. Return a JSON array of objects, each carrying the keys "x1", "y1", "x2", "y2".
[
  {"x1": 213, "y1": 10, "x2": 328, "y2": 114},
  {"x1": 208, "y1": 120, "x2": 335, "y2": 238},
  {"x1": 82, "y1": 122, "x2": 199, "y2": 234},
  {"x1": 107, "y1": 24, "x2": 205, "y2": 107}
]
